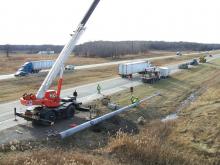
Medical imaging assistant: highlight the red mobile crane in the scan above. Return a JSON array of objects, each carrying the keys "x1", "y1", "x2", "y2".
[{"x1": 15, "y1": 0, "x2": 100, "y2": 125}]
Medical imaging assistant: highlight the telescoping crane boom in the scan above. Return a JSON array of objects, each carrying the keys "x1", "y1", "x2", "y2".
[{"x1": 15, "y1": 0, "x2": 100, "y2": 125}]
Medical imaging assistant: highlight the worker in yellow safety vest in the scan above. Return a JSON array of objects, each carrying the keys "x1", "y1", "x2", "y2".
[{"x1": 130, "y1": 95, "x2": 139, "y2": 104}]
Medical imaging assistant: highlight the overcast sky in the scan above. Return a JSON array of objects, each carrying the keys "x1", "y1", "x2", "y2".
[{"x1": 0, "y1": 0, "x2": 220, "y2": 45}]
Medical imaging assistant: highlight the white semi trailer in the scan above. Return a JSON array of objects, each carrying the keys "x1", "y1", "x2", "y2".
[
  {"x1": 159, "y1": 67, "x2": 170, "y2": 78},
  {"x1": 118, "y1": 61, "x2": 152, "y2": 77}
]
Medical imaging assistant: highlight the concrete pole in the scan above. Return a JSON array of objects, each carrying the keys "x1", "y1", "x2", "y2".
[{"x1": 59, "y1": 92, "x2": 160, "y2": 139}]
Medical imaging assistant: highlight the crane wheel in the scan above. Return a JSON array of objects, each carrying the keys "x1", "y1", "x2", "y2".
[
  {"x1": 65, "y1": 105, "x2": 75, "y2": 119},
  {"x1": 40, "y1": 110, "x2": 56, "y2": 125}
]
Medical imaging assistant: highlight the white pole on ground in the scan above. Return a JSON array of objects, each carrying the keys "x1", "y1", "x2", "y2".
[{"x1": 59, "y1": 92, "x2": 160, "y2": 139}]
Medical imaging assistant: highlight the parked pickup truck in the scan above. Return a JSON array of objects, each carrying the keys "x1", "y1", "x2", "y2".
[{"x1": 14, "y1": 60, "x2": 54, "y2": 76}]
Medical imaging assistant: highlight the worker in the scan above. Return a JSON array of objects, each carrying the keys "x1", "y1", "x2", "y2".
[
  {"x1": 130, "y1": 86, "x2": 134, "y2": 93},
  {"x1": 73, "y1": 90, "x2": 78, "y2": 98},
  {"x1": 97, "y1": 84, "x2": 101, "y2": 94},
  {"x1": 130, "y1": 95, "x2": 139, "y2": 104}
]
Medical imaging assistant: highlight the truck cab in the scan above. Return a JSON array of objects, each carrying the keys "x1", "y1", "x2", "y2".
[
  {"x1": 14, "y1": 62, "x2": 33, "y2": 76},
  {"x1": 14, "y1": 69, "x2": 28, "y2": 76}
]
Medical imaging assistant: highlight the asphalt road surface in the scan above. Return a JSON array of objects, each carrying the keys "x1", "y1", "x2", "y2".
[{"x1": 0, "y1": 54, "x2": 219, "y2": 132}]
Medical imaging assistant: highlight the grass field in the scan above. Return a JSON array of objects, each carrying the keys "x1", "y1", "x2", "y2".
[
  {"x1": 0, "y1": 53, "x2": 109, "y2": 74},
  {"x1": 0, "y1": 50, "x2": 195, "y2": 74},
  {"x1": 0, "y1": 59, "x2": 219, "y2": 164},
  {"x1": 0, "y1": 65, "x2": 117, "y2": 103}
]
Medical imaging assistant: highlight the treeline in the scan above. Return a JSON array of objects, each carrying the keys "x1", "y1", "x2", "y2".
[
  {"x1": 1, "y1": 41, "x2": 220, "y2": 57},
  {"x1": 74, "y1": 41, "x2": 220, "y2": 57}
]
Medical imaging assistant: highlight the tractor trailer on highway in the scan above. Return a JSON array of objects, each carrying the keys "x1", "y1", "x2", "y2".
[
  {"x1": 119, "y1": 61, "x2": 152, "y2": 78},
  {"x1": 14, "y1": 60, "x2": 54, "y2": 76}
]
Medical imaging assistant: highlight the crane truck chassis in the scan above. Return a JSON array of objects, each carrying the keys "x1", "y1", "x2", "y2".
[
  {"x1": 15, "y1": 96, "x2": 90, "y2": 125},
  {"x1": 14, "y1": 0, "x2": 100, "y2": 125}
]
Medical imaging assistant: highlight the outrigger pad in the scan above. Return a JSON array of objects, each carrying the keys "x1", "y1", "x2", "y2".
[{"x1": 61, "y1": 96, "x2": 76, "y2": 102}]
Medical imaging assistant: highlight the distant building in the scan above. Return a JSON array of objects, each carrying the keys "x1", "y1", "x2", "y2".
[{"x1": 38, "y1": 51, "x2": 55, "y2": 55}]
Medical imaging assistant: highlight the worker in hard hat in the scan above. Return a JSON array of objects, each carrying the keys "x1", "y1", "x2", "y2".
[
  {"x1": 97, "y1": 84, "x2": 101, "y2": 94},
  {"x1": 131, "y1": 95, "x2": 139, "y2": 104},
  {"x1": 130, "y1": 86, "x2": 134, "y2": 93},
  {"x1": 73, "y1": 90, "x2": 78, "y2": 99}
]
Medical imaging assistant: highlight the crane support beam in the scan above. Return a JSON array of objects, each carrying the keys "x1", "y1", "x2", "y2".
[{"x1": 58, "y1": 92, "x2": 160, "y2": 139}]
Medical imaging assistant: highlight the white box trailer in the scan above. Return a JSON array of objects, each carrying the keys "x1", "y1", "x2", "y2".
[
  {"x1": 159, "y1": 67, "x2": 170, "y2": 78},
  {"x1": 119, "y1": 61, "x2": 151, "y2": 77},
  {"x1": 32, "y1": 60, "x2": 54, "y2": 71}
]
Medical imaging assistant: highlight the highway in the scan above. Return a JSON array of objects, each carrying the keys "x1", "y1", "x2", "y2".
[
  {"x1": 0, "y1": 54, "x2": 218, "y2": 132},
  {"x1": 0, "y1": 52, "x2": 201, "y2": 81}
]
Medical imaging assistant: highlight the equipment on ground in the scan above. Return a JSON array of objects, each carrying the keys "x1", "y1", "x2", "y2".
[
  {"x1": 14, "y1": 60, "x2": 54, "y2": 76},
  {"x1": 15, "y1": 0, "x2": 100, "y2": 125},
  {"x1": 178, "y1": 63, "x2": 188, "y2": 69},
  {"x1": 189, "y1": 59, "x2": 199, "y2": 65},
  {"x1": 176, "y1": 51, "x2": 182, "y2": 56},
  {"x1": 141, "y1": 66, "x2": 169, "y2": 84},
  {"x1": 141, "y1": 67, "x2": 160, "y2": 84},
  {"x1": 119, "y1": 61, "x2": 152, "y2": 78},
  {"x1": 199, "y1": 56, "x2": 206, "y2": 63}
]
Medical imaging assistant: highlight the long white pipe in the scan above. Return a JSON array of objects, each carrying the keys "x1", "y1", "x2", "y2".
[{"x1": 59, "y1": 92, "x2": 160, "y2": 139}]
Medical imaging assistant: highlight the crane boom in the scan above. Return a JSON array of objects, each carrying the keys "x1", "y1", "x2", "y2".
[
  {"x1": 17, "y1": 0, "x2": 101, "y2": 125},
  {"x1": 36, "y1": 0, "x2": 100, "y2": 99}
]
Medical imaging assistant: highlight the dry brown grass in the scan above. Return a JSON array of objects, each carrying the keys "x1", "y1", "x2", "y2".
[
  {"x1": 0, "y1": 52, "x2": 202, "y2": 103},
  {"x1": 0, "y1": 53, "x2": 109, "y2": 74},
  {"x1": 0, "y1": 51, "x2": 193, "y2": 74},
  {"x1": 104, "y1": 121, "x2": 215, "y2": 165},
  {"x1": 0, "y1": 57, "x2": 220, "y2": 165},
  {"x1": 0, "y1": 122, "x2": 218, "y2": 165},
  {"x1": 101, "y1": 59, "x2": 220, "y2": 164},
  {"x1": 152, "y1": 54, "x2": 201, "y2": 66},
  {"x1": 169, "y1": 63, "x2": 220, "y2": 157},
  {"x1": 0, "y1": 149, "x2": 114, "y2": 165},
  {"x1": 116, "y1": 50, "x2": 177, "y2": 60},
  {"x1": 0, "y1": 65, "x2": 117, "y2": 103}
]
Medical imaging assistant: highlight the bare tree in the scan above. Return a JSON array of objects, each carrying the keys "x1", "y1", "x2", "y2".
[{"x1": 5, "y1": 44, "x2": 10, "y2": 57}]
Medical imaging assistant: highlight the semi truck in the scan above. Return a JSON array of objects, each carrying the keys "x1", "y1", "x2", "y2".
[
  {"x1": 118, "y1": 61, "x2": 152, "y2": 78},
  {"x1": 14, "y1": 60, "x2": 54, "y2": 76},
  {"x1": 141, "y1": 66, "x2": 170, "y2": 84}
]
